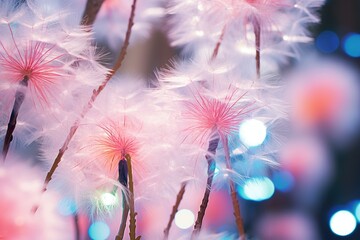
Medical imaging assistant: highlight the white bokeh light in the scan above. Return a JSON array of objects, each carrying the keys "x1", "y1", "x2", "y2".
[
  {"x1": 239, "y1": 119, "x2": 267, "y2": 147},
  {"x1": 100, "y1": 193, "x2": 117, "y2": 206},
  {"x1": 329, "y1": 210, "x2": 356, "y2": 236},
  {"x1": 175, "y1": 209, "x2": 195, "y2": 229},
  {"x1": 240, "y1": 177, "x2": 275, "y2": 201}
]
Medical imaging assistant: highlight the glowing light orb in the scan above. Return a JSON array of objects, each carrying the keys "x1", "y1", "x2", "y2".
[
  {"x1": 239, "y1": 177, "x2": 275, "y2": 201},
  {"x1": 58, "y1": 198, "x2": 77, "y2": 216},
  {"x1": 343, "y1": 33, "x2": 360, "y2": 58},
  {"x1": 88, "y1": 221, "x2": 110, "y2": 240},
  {"x1": 239, "y1": 119, "x2": 267, "y2": 147},
  {"x1": 355, "y1": 203, "x2": 360, "y2": 223},
  {"x1": 100, "y1": 192, "x2": 117, "y2": 206},
  {"x1": 329, "y1": 210, "x2": 356, "y2": 236},
  {"x1": 175, "y1": 209, "x2": 195, "y2": 229}
]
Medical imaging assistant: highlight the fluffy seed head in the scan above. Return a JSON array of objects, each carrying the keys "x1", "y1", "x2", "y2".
[
  {"x1": 184, "y1": 84, "x2": 254, "y2": 142},
  {"x1": 0, "y1": 30, "x2": 67, "y2": 105},
  {"x1": 90, "y1": 119, "x2": 139, "y2": 171}
]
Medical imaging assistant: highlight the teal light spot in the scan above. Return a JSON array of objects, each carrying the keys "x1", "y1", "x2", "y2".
[{"x1": 88, "y1": 221, "x2": 110, "y2": 240}]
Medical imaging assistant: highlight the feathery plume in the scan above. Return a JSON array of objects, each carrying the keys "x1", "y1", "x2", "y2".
[{"x1": 0, "y1": 1, "x2": 107, "y2": 160}]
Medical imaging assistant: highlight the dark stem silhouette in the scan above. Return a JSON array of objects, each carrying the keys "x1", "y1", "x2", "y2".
[
  {"x1": 81, "y1": 0, "x2": 105, "y2": 26},
  {"x1": 253, "y1": 19, "x2": 261, "y2": 79},
  {"x1": 2, "y1": 75, "x2": 29, "y2": 161},
  {"x1": 191, "y1": 136, "x2": 219, "y2": 238},
  {"x1": 116, "y1": 159, "x2": 130, "y2": 240},
  {"x1": 74, "y1": 213, "x2": 80, "y2": 240}
]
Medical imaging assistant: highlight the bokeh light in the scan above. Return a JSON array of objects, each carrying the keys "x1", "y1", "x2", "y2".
[
  {"x1": 355, "y1": 202, "x2": 360, "y2": 223},
  {"x1": 329, "y1": 210, "x2": 356, "y2": 236},
  {"x1": 316, "y1": 31, "x2": 339, "y2": 53},
  {"x1": 342, "y1": 33, "x2": 360, "y2": 57},
  {"x1": 239, "y1": 177, "x2": 275, "y2": 201},
  {"x1": 239, "y1": 119, "x2": 267, "y2": 147},
  {"x1": 175, "y1": 209, "x2": 195, "y2": 229},
  {"x1": 88, "y1": 221, "x2": 110, "y2": 240},
  {"x1": 57, "y1": 197, "x2": 77, "y2": 216},
  {"x1": 272, "y1": 171, "x2": 295, "y2": 192},
  {"x1": 100, "y1": 192, "x2": 118, "y2": 206}
]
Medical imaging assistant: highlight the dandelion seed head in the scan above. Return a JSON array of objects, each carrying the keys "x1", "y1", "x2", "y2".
[
  {"x1": 0, "y1": 2, "x2": 107, "y2": 110},
  {"x1": 0, "y1": 37, "x2": 66, "y2": 105},
  {"x1": 91, "y1": 120, "x2": 140, "y2": 170},
  {"x1": 183, "y1": 82, "x2": 254, "y2": 145}
]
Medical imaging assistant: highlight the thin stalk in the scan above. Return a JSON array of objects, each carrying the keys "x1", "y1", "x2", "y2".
[
  {"x1": 81, "y1": 0, "x2": 105, "y2": 26},
  {"x1": 116, "y1": 159, "x2": 130, "y2": 240},
  {"x1": 253, "y1": 19, "x2": 261, "y2": 79},
  {"x1": 42, "y1": 0, "x2": 138, "y2": 193},
  {"x1": 163, "y1": 27, "x2": 227, "y2": 237},
  {"x1": 211, "y1": 25, "x2": 227, "y2": 61},
  {"x1": 2, "y1": 76, "x2": 29, "y2": 161},
  {"x1": 74, "y1": 213, "x2": 80, "y2": 240},
  {"x1": 221, "y1": 136, "x2": 246, "y2": 240},
  {"x1": 191, "y1": 136, "x2": 220, "y2": 239},
  {"x1": 125, "y1": 154, "x2": 141, "y2": 240},
  {"x1": 163, "y1": 181, "x2": 187, "y2": 240}
]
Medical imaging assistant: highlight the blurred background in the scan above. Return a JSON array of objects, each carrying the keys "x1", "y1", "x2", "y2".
[
  {"x1": 8, "y1": 0, "x2": 360, "y2": 239},
  {"x1": 130, "y1": 0, "x2": 360, "y2": 239},
  {"x1": 117, "y1": 1, "x2": 360, "y2": 238}
]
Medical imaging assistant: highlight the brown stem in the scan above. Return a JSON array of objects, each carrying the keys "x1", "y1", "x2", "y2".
[
  {"x1": 125, "y1": 154, "x2": 141, "y2": 240},
  {"x1": 191, "y1": 136, "x2": 220, "y2": 239},
  {"x1": 81, "y1": 0, "x2": 105, "y2": 26},
  {"x1": 2, "y1": 76, "x2": 29, "y2": 161},
  {"x1": 116, "y1": 191, "x2": 130, "y2": 240},
  {"x1": 74, "y1": 213, "x2": 80, "y2": 240},
  {"x1": 42, "y1": 0, "x2": 138, "y2": 193},
  {"x1": 211, "y1": 25, "x2": 226, "y2": 61},
  {"x1": 221, "y1": 136, "x2": 246, "y2": 239},
  {"x1": 229, "y1": 181, "x2": 245, "y2": 239},
  {"x1": 116, "y1": 159, "x2": 130, "y2": 240},
  {"x1": 253, "y1": 19, "x2": 261, "y2": 79},
  {"x1": 163, "y1": 182, "x2": 187, "y2": 240}
]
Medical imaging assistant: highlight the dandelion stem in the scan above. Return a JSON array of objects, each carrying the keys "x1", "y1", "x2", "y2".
[
  {"x1": 2, "y1": 76, "x2": 29, "y2": 161},
  {"x1": 42, "y1": 0, "x2": 138, "y2": 193},
  {"x1": 116, "y1": 159, "x2": 130, "y2": 240},
  {"x1": 116, "y1": 191, "x2": 130, "y2": 240},
  {"x1": 163, "y1": 181, "x2": 187, "y2": 240},
  {"x1": 253, "y1": 19, "x2": 261, "y2": 79},
  {"x1": 74, "y1": 213, "x2": 80, "y2": 240},
  {"x1": 211, "y1": 25, "x2": 227, "y2": 61},
  {"x1": 221, "y1": 136, "x2": 246, "y2": 239},
  {"x1": 164, "y1": 26, "x2": 226, "y2": 236},
  {"x1": 125, "y1": 154, "x2": 141, "y2": 240},
  {"x1": 192, "y1": 136, "x2": 220, "y2": 238},
  {"x1": 81, "y1": 0, "x2": 105, "y2": 26}
]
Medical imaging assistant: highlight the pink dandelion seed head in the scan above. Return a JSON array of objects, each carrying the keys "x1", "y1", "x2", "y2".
[
  {"x1": 0, "y1": 3, "x2": 107, "y2": 110},
  {"x1": 91, "y1": 120, "x2": 140, "y2": 171},
  {"x1": 0, "y1": 36, "x2": 68, "y2": 106},
  {"x1": 177, "y1": 73, "x2": 258, "y2": 147}
]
